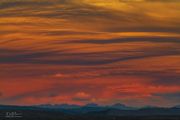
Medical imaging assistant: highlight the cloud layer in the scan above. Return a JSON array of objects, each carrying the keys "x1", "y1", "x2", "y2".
[{"x1": 0, "y1": 0, "x2": 180, "y2": 107}]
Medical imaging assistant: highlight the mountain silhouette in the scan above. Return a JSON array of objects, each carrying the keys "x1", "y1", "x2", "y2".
[{"x1": 0, "y1": 104, "x2": 180, "y2": 120}]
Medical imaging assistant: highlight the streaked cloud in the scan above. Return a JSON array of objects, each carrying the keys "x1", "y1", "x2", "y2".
[{"x1": 0, "y1": 0, "x2": 179, "y2": 106}]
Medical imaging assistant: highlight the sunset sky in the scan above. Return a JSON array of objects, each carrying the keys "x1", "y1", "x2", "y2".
[{"x1": 0, "y1": 0, "x2": 180, "y2": 107}]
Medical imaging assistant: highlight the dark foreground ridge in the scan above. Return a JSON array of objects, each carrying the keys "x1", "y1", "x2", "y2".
[{"x1": 0, "y1": 104, "x2": 180, "y2": 120}]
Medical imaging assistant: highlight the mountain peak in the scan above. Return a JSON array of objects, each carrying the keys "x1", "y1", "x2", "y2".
[
  {"x1": 112, "y1": 103, "x2": 127, "y2": 107},
  {"x1": 85, "y1": 103, "x2": 99, "y2": 107},
  {"x1": 174, "y1": 105, "x2": 180, "y2": 108},
  {"x1": 111, "y1": 103, "x2": 136, "y2": 110}
]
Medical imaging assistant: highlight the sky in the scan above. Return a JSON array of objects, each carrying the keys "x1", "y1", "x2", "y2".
[{"x1": 0, "y1": 0, "x2": 180, "y2": 107}]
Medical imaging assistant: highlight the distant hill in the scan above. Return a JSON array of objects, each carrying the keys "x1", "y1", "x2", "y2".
[
  {"x1": 86, "y1": 107, "x2": 180, "y2": 116},
  {"x1": 111, "y1": 103, "x2": 136, "y2": 110},
  {"x1": 36, "y1": 103, "x2": 136, "y2": 110},
  {"x1": 0, "y1": 104, "x2": 180, "y2": 120},
  {"x1": 174, "y1": 105, "x2": 180, "y2": 108},
  {"x1": 84, "y1": 103, "x2": 99, "y2": 107}
]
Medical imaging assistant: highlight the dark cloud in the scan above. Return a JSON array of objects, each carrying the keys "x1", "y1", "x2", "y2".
[
  {"x1": 0, "y1": 41, "x2": 179, "y2": 66},
  {"x1": 33, "y1": 30, "x2": 98, "y2": 36},
  {"x1": 116, "y1": 91, "x2": 139, "y2": 97},
  {"x1": 1, "y1": 0, "x2": 174, "y2": 27},
  {"x1": 0, "y1": 0, "x2": 52, "y2": 10},
  {"x1": 105, "y1": 27, "x2": 180, "y2": 34},
  {"x1": 152, "y1": 92, "x2": 180, "y2": 101},
  {"x1": 72, "y1": 97, "x2": 91, "y2": 102},
  {"x1": 0, "y1": 49, "x2": 178, "y2": 66},
  {"x1": 0, "y1": 0, "x2": 115, "y2": 19},
  {"x1": 66, "y1": 36, "x2": 180, "y2": 44},
  {"x1": 152, "y1": 76, "x2": 180, "y2": 86},
  {"x1": 130, "y1": 71, "x2": 180, "y2": 86}
]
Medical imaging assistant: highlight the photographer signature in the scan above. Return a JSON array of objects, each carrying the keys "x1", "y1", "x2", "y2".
[{"x1": 0, "y1": 112, "x2": 23, "y2": 118}]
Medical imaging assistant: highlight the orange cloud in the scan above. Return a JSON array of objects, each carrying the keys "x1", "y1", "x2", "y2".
[{"x1": 0, "y1": 0, "x2": 180, "y2": 107}]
